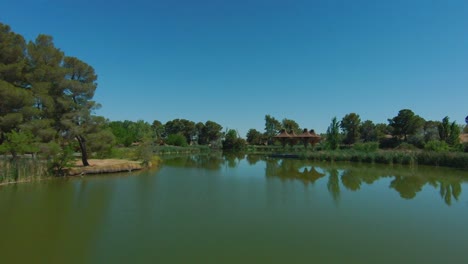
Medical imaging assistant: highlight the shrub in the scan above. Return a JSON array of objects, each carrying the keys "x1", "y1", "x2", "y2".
[
  {"x1": 395, "y1": 142, "x2": 418, "y2": 151},
  {"x1": 424, "y1": 140, "x2": 449, "y2": 152},
  {"x1": 166, "y1": 133, "x2": 188, "y2": 147},
  {"x1": 353, "y1": 142, "x2": 379, "y2": 152}
]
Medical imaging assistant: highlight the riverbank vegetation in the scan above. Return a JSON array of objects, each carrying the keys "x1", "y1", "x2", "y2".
[{"x1": 1, "y1": 21, "x2": 468, "y2": 184}]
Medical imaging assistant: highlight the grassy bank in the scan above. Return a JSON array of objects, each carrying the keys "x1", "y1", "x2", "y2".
[
  {"x1": 244, "y1": 145, "x2": 468, "y2": 169},
  {"x1": 153, "y1": 145, "x2": 213, "y2": 155},
  {"x1": 302, "y1": 150, "x2": 468, "y2": 169}
]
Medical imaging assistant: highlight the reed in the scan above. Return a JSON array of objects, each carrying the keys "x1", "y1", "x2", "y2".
[{"x1": 0, "y1": 158, "x2": 50, "y2": 185}]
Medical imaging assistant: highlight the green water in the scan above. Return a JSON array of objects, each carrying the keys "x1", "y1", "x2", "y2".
[{"x1": 1, "y1": 154, "x2": 468, "y2": 263}]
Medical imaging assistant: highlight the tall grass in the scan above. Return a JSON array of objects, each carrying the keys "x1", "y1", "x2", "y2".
[
  {"x1": 304, "y1": 150, "x2": 468, "y2": 169},
  {"x1": 0, "y1": 158, "x2": 50, "y2": 185}
]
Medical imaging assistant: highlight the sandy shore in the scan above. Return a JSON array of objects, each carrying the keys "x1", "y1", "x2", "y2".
[{"x1": 67, "y1": 159, "x2": 144, "y2": 176}]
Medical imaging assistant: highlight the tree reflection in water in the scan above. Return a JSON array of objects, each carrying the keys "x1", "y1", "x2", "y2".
[{"x1": 263, "y1": 157, "x2": 466, "y2": 206}]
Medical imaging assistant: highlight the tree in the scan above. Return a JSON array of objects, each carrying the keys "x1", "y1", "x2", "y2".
[
  {"x1": 326, "y1": 117, "x2": 340, "y2": 150},
  {"x1": 360, "y1": 120, "x2": 377, "y2": 142},
  {"x1": 0, "y1": 23, "x2": 108, "y2": 169},
  {"x1": 0, "y1": 23, "x2": 36, "y2": 144},
  {"x1": 246, "y1": 128, "x2": 263, "y2": 145},
  {"x1": 388, "y1": 109, "x2": 425, "y2": 141},
  {"x1": 199, "y1": 120, "x2": 222, "y2": 145},
  {"x1": 194, "y1": 122, "x2": 204, "y2": 144},
  {"x1": 447, "y1": 122, "x2": 461, "y2": 147},
  {"x1": 222, "y1": 129, "x2": 246, "y2": 150},
  {"x1": 438, "y1": 116, "x2": 451, "y2": 141},
  {"x1": 59, "y1": 56, "x2": 99, "y2": 166},
  {"x1": 281, "y1": 118, "x2": 301, "y2": 134},
  {"x1": 0, "y1": 131, "x2": 38, "y2": 159},
  {"x1": 264, "y1": 115, "x2": 281, "y2": 145},
  {"x1": 424, "y1": 120, "x2": 440, "y2": 142},
  {"x1": 437, "y1": 116, "x2": 461, "y2": 147},
  {"x1": 152, "y1": 120, "x2": 164, "y2": 144},
  {"x1": 340, "y1": 113, "x2": 361, "y2": 144},
  {"x1": 165, "y1": 119, "x2": 196, "y2": 144},
  {"x1": 166, "y1": 133, "x2": 188, "y2": 147}
]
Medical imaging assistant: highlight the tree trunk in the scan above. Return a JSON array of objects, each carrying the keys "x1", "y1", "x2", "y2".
[{"x1": 76, "y1": 135, "x2": 90, "y2": 166}]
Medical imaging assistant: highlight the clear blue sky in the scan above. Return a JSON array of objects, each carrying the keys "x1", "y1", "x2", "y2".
[{"x1": 1, "y1": 0, "x2": 467, "y2": 136}]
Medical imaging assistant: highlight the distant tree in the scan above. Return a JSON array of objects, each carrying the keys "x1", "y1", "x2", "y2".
[
  {"x1": 447, "y1": 122, "x2": 461, "y2": 147},
  {"x1": 424, "y1": 120, "x2": 441, "y2": 142},
  {"x1": 264, "y1": 115, "x2": 281, "y2": 145},
  {"x1": 165, "y1": 119, "x2": 196, "y2": 144},
  {"x1": 194, "y1": 122, "x2": 204, "y2": 144},
  {"x1": 326, "y1": 117, "x2": 340, "y2": 150},
  {"x1": 438, "y1": 116, "x2": 451, "y2": 142},
  {"x1": 222, "y1": 129, "x2": 246, "y2": 150},
  {"x1": 199, "y1": 120, "x2": 222, "y2": 145},
  {"x1": 166, "y1": 133, "x2": 188, "y2": 147},
  {"x1": 437, "y1": 116, "x2": 461, "y2": 147},
  {"x1": 281, "y1": 118, "x2": 301, "y2": 134},
  {"x1": 388, "y1": 109, "x2": 425, "y2": 141},
  {"x1": 152, "y1": 120, "x2": 164, "y2": 144},
  {"x1": 246, "y1": 128, "x2": 263, "y2": 145},
  {"x1": 109, "y1": 121, "x2": 132, "y2": 147},
  {"x1": 340, "y1": 113, "x2": 361, "y2": 144},
  {"x1": 360, "y1": 120, "x2": 377, "y2": 142}
]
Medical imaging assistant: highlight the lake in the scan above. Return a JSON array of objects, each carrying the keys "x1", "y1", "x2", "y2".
[{"x1": 1, "y1": 153, "x2": 468, "y2": 263}]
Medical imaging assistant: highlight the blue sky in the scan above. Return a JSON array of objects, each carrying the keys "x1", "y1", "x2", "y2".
[{"x1": 1, "y1": 0, "x2": 467, "y2": 136}]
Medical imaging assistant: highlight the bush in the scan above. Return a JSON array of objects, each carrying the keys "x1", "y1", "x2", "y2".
[
  {"x1": 166, "y1": 133, "x2": 188, "y2": 147},
  {"x1": 353, "y1": 142, "x2": 379, "y2": 152},
  {"x1": 424, "y1": 140, "x2": 449, "y2": 152},
  {"x1": 395, "y1": 142, "x2": 418, "y2": 151},
  {"x1": 379, "y1": 137, "x2": 399, "y2": 149}
]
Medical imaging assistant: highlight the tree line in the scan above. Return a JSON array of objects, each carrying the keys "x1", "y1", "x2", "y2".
[
  {"x1": 1, "y1": 22, "x2": 467, "y2": 171},
  {"x1": 323, "y1": 109, "x2": 464, "y2": 151}
]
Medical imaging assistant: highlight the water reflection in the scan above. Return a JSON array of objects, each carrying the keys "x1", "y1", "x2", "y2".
[
  {"x1": 163, "y1": 153, "x2": 225, "y2": 170},
  {"x1": 261, "y1": 156, "x2": 467, "y2": 206},
  {"x1": 0, "y1": 178, "x2": 115, "y2": 263}
]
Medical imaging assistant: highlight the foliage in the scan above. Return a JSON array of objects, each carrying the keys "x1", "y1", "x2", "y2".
[
  {"x1": 0, "y1": 22, "x2": 106, "y2": 168},
  {"x1": 423, "y1": 120, "x2": 440, "y2": 142},
  {"x1": 281, "y1": 118, "x2": 301, "y2": 134},
  {"x1": 326, "y1": 117, "x2": 341, "y2": 150},
  {"x1": 165, "y1": 119, "x2": 196, "y2": 144},
  {"x1": 222, "y1": 129, "x2": 246, "y2": 150},
  {"x1": 447, "y1": 121, "x2": 461, "y2": 147},
  {"x1": 340, "y1": 113, "x2": 361, "y2": 145},
  {"x1": 360, "y1": 120, "x2": 377, "y2": 142},
  {"x1": 46, "y1": 143, "x2": 75, "y2": 175},
  {"x1": 353, "y1": 142, "x2": 379, "y2": 152},
  {"x1": 394, "y1": 142, "x2": 418, "y2": 151},
  {"x1": 152, "y1": 120, "x2": 165, "y2": 144},
  {"x1": 246, "y1": 128, "x2": 263, "y2": 145},
  {"x1": 424, "y1": 140, "x2": 450, "y2": 152},
  {"x1": 109, "y1": 120, "x2": 152, "y2": 147},
  {"x1": 198, "y1": 120, "x2": 223, "y2": 145},
  {"x1": 438, "y1": 116, "x2": 451, "y2": 141},
  {"x1": 436, "y1": 116, "x2": 461, "y2": 148},
  {"x1": 0, "y1": 131, "x2": 38, "y2": 158},
  {"x1": 134, "y1": 137, "x2": 154, "y2": 166},
  {"x1": 0, "y1": 158, "x2": 49, "y2": 184},
  {"x1": 166, "y1": 133, "x2": 188, "y2": 147},
  {"x1": 264, "y1": 115, "x2": 281, "y2": 144},
  {"x1": 388, "y1": 109, "x2": 425, "y2": 141}
]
